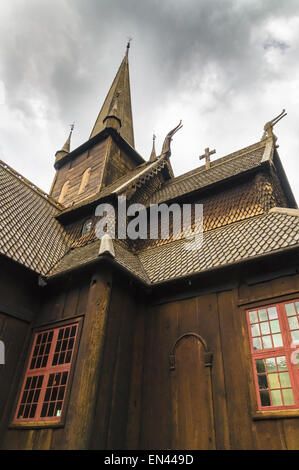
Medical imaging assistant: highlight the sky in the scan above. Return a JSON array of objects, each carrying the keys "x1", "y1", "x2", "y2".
[{"x1": 0, "y1": 0, "x2": 298, "y2": 201}]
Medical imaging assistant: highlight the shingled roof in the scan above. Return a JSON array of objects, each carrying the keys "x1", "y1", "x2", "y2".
[
  {"x1": 48, "y1": 210, "x2": 299, "y2": 284},
  {"x1": 0, "y1": 161, "x2": 69, "y2": 275},
  {"x1": 147, "y1": 139, "x2": 269, "y2": 205},
  {"x1": 138, "y1": 210, "x2": 299, "y2": 283},
  {"x1": 48, "y1": 239, "x2": 150, "y2": 283},
  {"x1": 1, "y1": 134, "x2": 298, "y2": 284},
  {"x1": 57, "y1": 138, "x2": 271, "y2": 220}
]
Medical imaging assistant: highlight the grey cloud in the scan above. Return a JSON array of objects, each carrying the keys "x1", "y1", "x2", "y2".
[
  {"x1": 263, "y1": 39, "x2": 290, "y2": 50},
  {"x1": 0, "y1": 0, "x2": 298, "y2": 200},
  {"x1": 2, "y1": 0, "x2": 298, "y2": 119}
]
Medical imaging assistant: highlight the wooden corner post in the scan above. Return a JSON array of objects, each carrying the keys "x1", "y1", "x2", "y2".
[{"x1": 62, "y1": 267, "x2": 112, "y2": 449}]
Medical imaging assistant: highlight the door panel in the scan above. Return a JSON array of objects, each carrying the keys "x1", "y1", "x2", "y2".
[{"x1": 171, "y1": 335, "x2": 215, "y2": 449}]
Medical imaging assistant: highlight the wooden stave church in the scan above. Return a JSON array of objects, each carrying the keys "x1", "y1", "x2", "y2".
[{"x1": 0, "y1": 44, "x2": 299, "y2": 450}]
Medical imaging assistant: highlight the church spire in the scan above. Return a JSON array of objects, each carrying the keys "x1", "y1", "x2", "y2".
[
  {"x1": 55, "y1": 124, "x2": 74, "y2": 163},
  {"x1": 149, "y1": 134, "x2": 157, "y2": 162},
  {"x1": 89, "y1": 42, "x2": 135, "y2": 147}
]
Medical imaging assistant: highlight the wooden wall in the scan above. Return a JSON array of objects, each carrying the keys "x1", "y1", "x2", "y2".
[
  {"x1": 51, "y1": 139, "x2": 108, "y2": 207},
  {"x1": 0, "y1": 258, "x2": 41, "y2": 446},
  {"x1": 1, "y1": 267, "x2": 142, "y2": 450},
  {"x1": 2, "y1": 260, "x2": 299, "y2": 450},
  {"x1": 126, "y1": 271, "x2": 299, "y2": 450},
  {"x1": 102, "y1": 137, "x2": 137, "y2": 188},
  {"x1": 50, "y1": 136, "x2": 139, "y2": 208}
]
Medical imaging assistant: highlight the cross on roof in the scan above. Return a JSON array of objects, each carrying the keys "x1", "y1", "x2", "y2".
[{"x1": 199, "y1": 147, "x2": 216, "y2": 170}]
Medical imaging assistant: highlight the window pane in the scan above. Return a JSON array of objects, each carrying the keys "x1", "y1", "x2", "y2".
[
  {"x1": 82, "y1": 219, "x2": 93, "y2": 236},
  {"x1": 260, "y1": 322, "x2": 270, "y2": 335},
  {"x1": 282, "y1": 389, "x2": 295, "y2": 406},
  {"x1": 258, "y1": 374, "x2": 268, "y2": 389},
  {"x1": 270, "y1": 320, "x2": 280, "y2": 334},
  {"x1": 291, "y1": 331, "x2": 299, "y2": 343},
  {"x1": 251, "y1": 324, "x2": 260, "y2": 337},
  {"x1": 285, "y1": 303, "x2": 296, "y2": 316},
  {"x1": 256, "y1": 359, "x2": 266, "y2": 373},
  {"x1": 260, "y1": 390, "x2": 271, "y2": 406},
  {"x1": 268, "y1": 307, "x2": 278, "y2": 320},
  {"x1": 268, "y1": 373, "x2": 280, "y2": 389},
  {"x1": 258, "y1": 309, "x2": 268, "y2": 321},
  {"x1": 288, "y1": 317, "x2": 299, "y2": 330},
  {"x1": 272, "y1": 334, "x2": 283, "y2": 348},
  {"x1": 249, "y1": 311, "x2": 258, "y2": 323},
  {"x1": 253, "y1": 338, "x2": 262, "y2": 350},
  {"x1": 262, "y1": 336, "x2": 272, "y2": 349},
  {"x1": 266, "y1": 358, "x2": 277, "y2": 372},
  {"x1": 277, "y1": 356, "x2": 287, "y2": 371},
  {"x1": 271, "y1": 390, "x2": 282, "y2": 406},
  {"x1": 279, "y1": 372, "x2": 291, "y2": 388}
]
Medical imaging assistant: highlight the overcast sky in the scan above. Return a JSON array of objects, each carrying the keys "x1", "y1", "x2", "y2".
[{"x1": 0, "y1": 0, "x2": 298, "y2": 201}]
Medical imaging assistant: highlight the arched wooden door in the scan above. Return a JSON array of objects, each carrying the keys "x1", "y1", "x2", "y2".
[{"x1": 170, "y1": 333, "x2": 215, "y2": 450}]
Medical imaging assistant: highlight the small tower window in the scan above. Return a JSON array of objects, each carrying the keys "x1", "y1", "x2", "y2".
[
  {"x1": 78, "y1": 168, "x2": 92, "y2": 195},
  {"x1": 82, "y1": 219, "x2": 93, "y2": 236},
  {"x1": 58, "y1": 181, "x2": 70, "y2": 204}
]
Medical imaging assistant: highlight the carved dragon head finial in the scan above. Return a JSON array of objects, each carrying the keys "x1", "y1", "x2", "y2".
[
  {"x1": 261, "y1": 109, "x2": 287, "y2": 143},
  {"x1": 160, "y1": 120, "x2": 183, "y2": 157}
]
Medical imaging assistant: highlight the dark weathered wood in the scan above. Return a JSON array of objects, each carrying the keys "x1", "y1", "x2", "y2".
[
  {"x1": 217, "y1": 289, "x2": 256, "y2": 449},
  {"x1": 2, "y1": 260, "x2": 299, "y2": 450},
  {"x1": 105, "y1": 287, "x2": 136, "y2": 449},
  {"x1": 89, "y1": 278, "x2": 129, "y2": 449},
  {"x1": 57, "y1": 268, "x2": 112, "y2": 449},
  {"x1": 126, "y1": 296, "x2": 146, "y2": 449},
  {"x1": 171, "y1": 335, "x2": 215, "y2": 449},
  {"x1": 0, "y1": 314, "x2": 31, "y2": 447},
  {"x1": 195, "y1": 294, "x2": 230, "y2": 450}
]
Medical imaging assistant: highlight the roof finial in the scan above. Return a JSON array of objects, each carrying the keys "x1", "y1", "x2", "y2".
[
  {"x1": 160, "y1": 120, "x2": 183, "y2": 157},
  {"x1": 149, "y1": 133, "x2": 157, "y2": 162},
  {"x1": 98, "y1": 233, "x2": 115, "y2": 258},
  {"x1": 199, "y1": 147, "x2": 216, "y2": 170},
  {"x1": 61, "y1": 122, "x2": 74, "y2": 153},
  {"x1": 126, "y1": 37, "x2": 132, "y2": 57},
  {"x1": 261, "y1": 109, "x2": 287, "y2": 144},
  {"x1": 55, "y1": 123, "x2": 74, "y2": 161}
]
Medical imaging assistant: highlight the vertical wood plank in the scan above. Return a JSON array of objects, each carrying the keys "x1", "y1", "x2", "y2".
[
  {"x1": 55, "y1": 268, "x2": 112, "y2": 449},
  {"x1": 126, "y1": 298, "x2": 146, "y2": 449},
  {"x1": 218, "y1": 289, "x2": 256, "y2": 449}
]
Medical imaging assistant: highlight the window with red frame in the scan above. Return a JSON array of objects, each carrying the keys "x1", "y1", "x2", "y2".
[
  {"x1": 247, "y1": 299, "x2": 299, "y2": 410},
  {"x1": 14, "y1": 323, "x2": 78, "y2": 423}
]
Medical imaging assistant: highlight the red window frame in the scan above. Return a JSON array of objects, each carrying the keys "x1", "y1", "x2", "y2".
[
  {"x1": 14, "y1": 322, "x2": 78, "y2": 424},
  {"x1": 247, "y1": 299, "x2": 299, "y2": 411}
]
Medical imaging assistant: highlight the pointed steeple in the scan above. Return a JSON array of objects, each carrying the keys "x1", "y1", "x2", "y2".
[
  {"x1": 55, "y1": 124, "x2": 74, "y2": 163},
  {"x1": 90, "y1": 42, "x2": 135, "y2": 147},
  {"x1": 149, "y1": 134, "x2": 157, "y2": 162}
]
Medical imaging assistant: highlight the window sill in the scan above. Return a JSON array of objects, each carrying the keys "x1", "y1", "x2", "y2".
[
  {"x1": 9, "y1": 420, "x2": 63, "y2": 429},
  {"x1": 253, "y1": 409, "x2": 299, "y2": 420}
]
